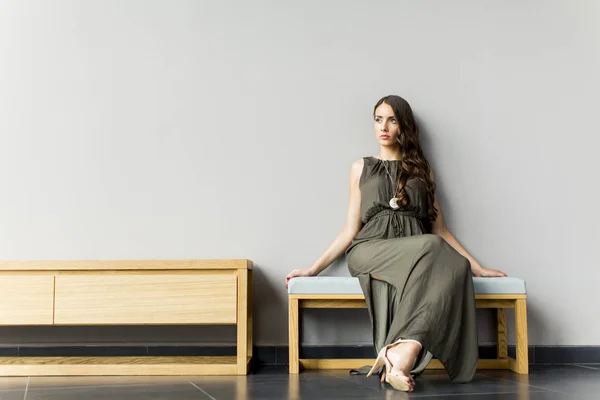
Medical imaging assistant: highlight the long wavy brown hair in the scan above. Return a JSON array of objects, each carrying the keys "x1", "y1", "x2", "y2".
[{"x1": 374, "y1": 95, "x2": 438, "y2": 225}]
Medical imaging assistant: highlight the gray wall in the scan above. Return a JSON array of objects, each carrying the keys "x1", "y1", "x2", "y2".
[{"x1": 0, "y1": 0, "x2": 598, "y2": 347}]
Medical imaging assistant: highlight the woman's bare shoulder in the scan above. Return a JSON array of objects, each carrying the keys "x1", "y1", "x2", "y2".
[{"x1": 349, "y1": 157, "x2": 367, "y2": 183}]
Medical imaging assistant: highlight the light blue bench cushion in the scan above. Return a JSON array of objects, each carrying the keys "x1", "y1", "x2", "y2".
[{"x1": 288, "y1": 276, "x2": 526, "y2": 295}]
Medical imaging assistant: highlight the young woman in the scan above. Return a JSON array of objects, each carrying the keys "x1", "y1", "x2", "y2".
[{"x1": 285, "y1": 95, "x2": 506, "y2": 392}]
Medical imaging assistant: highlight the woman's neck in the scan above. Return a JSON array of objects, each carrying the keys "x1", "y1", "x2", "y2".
[{"x1": 378, "y1": 147, "x2": 402, "y2": 161}]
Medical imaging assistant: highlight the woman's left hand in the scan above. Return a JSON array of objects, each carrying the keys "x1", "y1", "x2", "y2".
[{"x1": 474, "y1": 266, "x2": 507, "y2": 277}]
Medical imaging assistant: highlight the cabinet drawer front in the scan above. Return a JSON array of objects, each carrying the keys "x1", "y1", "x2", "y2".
[
  {"x1": 54, "y1": 274, "x2": 237, "y2": 324},
  {"x1": 0, "y1": 275, "x2": 54, "y2": 325}
]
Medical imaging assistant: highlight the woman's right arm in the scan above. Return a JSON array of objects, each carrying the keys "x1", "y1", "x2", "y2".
[{"x1": 285, "y1": 159, "x2": 364, "y2": 286}]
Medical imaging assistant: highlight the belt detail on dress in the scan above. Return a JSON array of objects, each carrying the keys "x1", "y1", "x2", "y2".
[{"x1": 370, "y1": 208, "x2": 421, "y2": 237}]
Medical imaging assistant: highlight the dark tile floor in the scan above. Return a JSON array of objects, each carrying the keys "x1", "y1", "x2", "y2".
[{"x1": 0, "y1": 364, "x2": 598, "y2": 399}]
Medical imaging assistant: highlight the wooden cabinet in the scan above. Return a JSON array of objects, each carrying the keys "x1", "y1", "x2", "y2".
[{"x1": 0, "y1": 259, "x2": 253, "y2": 376}]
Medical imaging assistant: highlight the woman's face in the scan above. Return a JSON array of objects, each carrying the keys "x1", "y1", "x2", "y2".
[{"x1": 374, "y1": 103, "x2": 400, "y2": 145}]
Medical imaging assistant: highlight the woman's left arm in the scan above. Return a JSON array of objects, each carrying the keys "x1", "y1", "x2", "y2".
[{"x1": 429, "y1": 170, "x2": 507, "y2": 277}]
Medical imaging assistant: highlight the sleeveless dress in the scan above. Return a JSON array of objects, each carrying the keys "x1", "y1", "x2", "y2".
[{"x1": 345, "y1": 156, "x2": 479, "y2": 383}]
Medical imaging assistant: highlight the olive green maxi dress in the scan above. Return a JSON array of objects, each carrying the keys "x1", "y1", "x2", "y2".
[{"x1": 345, "y1": 156, "x2": 478, "y2": 383}]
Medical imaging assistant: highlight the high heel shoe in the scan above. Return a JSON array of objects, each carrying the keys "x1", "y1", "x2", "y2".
[{"x1": 366, "y1": 338, "x2": 421, "y2": 392}]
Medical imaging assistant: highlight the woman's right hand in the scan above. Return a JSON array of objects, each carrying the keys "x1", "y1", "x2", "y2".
[{"x1": 285, "y1": 268, "x2": 315, "y2": 288}]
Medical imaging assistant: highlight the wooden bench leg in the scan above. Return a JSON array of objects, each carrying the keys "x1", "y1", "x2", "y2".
[
  {"x1": 289, "y1": 298, "x2": 300, "y2": 374},
  {"x1": 497, "y1": 308, "x2": 508, "y2": 359},
  {"x1": 511, "y1": 299, "x2": 529, "y2": 374}
]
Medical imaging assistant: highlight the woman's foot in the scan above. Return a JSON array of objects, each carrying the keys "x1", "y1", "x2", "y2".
[{"x1": 385, "y1": 341, "x2": 421, "y2": 389}]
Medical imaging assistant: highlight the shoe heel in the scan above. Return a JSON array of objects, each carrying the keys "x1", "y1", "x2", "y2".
[{"x1": 366, "y1": 347, "x2": 386, "y2": 378}]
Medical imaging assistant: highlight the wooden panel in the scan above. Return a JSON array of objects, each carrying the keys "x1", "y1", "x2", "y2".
[
  {"x1": 302, "y1": 299, "x2": 366, "y2": 308},
  {"x1": 295, "y1": 296, "x2": 523, "y2": 309},
  {"x1": 0, "y1": 356, "x2": 247, "y2": 376},
  {"x1": 476, "y1": 294, "x2": 526, "y2": 300},
  {"x1": 0, "y1": 275, "x2": 54, "y2": 325},
  {"x1": 0, "y1": 270, "x2": 236, "y2": 276},
  {"x1": 299, "y1": 359, "x2": 374, "y2": 370},
  {"x1": 476, "y1": 299, "x2": 515, "y2": 309},
  {"x1": 0, "y1": 259, "x2": 252, "y2": 271},
  {"x1": 54, "y1": 274, "x2": 237, "y2": 324},
  {"x1": 290, "y1": 294, "x2": 365, "y2": 300},
  {"x1": 291, "y1": 293, "x2": 525, "y2": 302},
  {"x1": 477, "y1": 359, "x2": 511, "y2": 370},
  {"x1": 426, "y1": 359, "x2": 510, "y2": 370},
  {"x1": 54, "y1": 270, "x2": 236, "y2": 276},
  {"x1": 298, "y1": 358, "x2": 510, "y2": 370}
]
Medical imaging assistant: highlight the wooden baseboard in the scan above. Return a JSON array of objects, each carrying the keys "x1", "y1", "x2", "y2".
[{"x1": 0, "y1": 356, "x2": 251, "y2": 376}]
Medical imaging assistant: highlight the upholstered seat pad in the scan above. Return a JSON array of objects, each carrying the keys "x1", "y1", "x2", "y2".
[{"x1": 288, "y1": 276, "x2": 526, "y2": 295}]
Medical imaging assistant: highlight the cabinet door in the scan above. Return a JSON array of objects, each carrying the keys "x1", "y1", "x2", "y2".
[
  {"x1": 0, "y1": 275, "x2": 54, "y2": 325},
  {"x1": 54, "y1": 273, "x2": 237, "y2": 324}
]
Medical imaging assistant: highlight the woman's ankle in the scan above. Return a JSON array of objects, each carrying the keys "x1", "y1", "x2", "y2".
[{"x1": 387, "y1": 342, "x2": 420, "y2": 372}]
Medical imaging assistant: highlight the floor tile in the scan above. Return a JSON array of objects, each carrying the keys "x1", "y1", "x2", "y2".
[
  {"x1": 28, "y1": 375, "x2": 192, "y2": 390},
  {"x1": 435, "y1": 392, "x2": 573, "y2": 400},
  {"x1": 192, "y1": 370, "x2": 382, "y2": 400},
  {"x1": 6, "y1": 364, "x2": 600, "y2": 399},
  {"x1": 0, "y1": 391, "x2": 25, "y2": 400},
  {"x1": 0, "y1": 377, "x2": 27, "y2": 391},
  {"x1": 480, "y1": 364, "x2": 600, "y2": 399},
  {"x1": 25, "y1": 382, "x2": 211, "y2": 400},
  {"x1": 324, "y1": 369, "x2": 546, "y2": 398},
  {"x1": 573, "y1": 363, "x2": 600, "y2": 370}
]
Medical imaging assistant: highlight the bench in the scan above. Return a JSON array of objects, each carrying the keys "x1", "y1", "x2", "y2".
[{"x1": 288, "y1": 275, "x2": 528, "y2": 375}]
